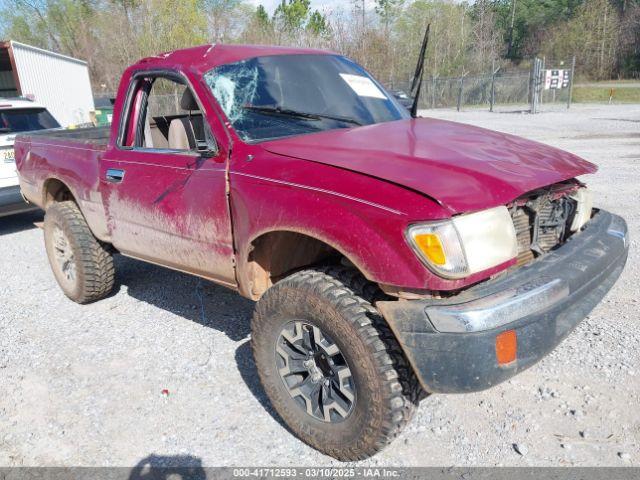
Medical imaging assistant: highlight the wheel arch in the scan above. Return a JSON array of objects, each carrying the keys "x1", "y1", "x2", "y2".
[
  {"x1": 42, "y1": 177, "x2": 77, "y2": 208},
  {"x1": 240, "y1": 228, "x2": 371, "y2": 300}
]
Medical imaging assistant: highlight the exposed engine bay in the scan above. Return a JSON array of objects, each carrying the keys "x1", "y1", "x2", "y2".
[{"x1": 510, "y1": 182, "x2": 591, "y2": 267}]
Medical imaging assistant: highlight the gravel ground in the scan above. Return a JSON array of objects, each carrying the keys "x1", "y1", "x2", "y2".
[{"x1": 0, "y1": 104, "x2": 638, "y2": 467}]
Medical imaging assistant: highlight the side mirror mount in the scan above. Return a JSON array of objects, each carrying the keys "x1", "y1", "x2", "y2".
[
  {"x1": 197, "y1": 123, "x2": 219, "y2": 158},
  {"x1": 197, "y1": 144, "x2": 218, "y2": 158}
]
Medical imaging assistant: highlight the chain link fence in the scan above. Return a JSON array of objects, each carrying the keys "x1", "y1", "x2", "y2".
[{"x1": 389, "y1": 57, "x2": 576, "y2": 113}]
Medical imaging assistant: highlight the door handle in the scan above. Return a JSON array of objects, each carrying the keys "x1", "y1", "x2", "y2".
[{"x1": 106, "y1": 168, "x2": 125, "y2": 183}]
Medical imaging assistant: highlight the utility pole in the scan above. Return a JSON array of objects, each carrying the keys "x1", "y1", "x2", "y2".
[
  {"x1": 352, "y1": 0, "x2": 366, "y2": 31},
  {"x1": 567, "y1": 56, "x2": 576, "y2": 110},
  {"x1": 490, "y1": 60, "x2": 500, "y2": 113}
]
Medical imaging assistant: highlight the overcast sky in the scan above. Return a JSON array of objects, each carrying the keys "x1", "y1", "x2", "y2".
[{"x1": 245, "y1": 0, "x2": 378, "y2": 15}]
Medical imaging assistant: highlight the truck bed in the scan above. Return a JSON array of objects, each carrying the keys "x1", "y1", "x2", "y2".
[
  {"x1": 15, "y1": 125, "x2": 112, "y2": 240},
  {"x1": 25, "y1": 126, "x2": 111, "y2": 145}
]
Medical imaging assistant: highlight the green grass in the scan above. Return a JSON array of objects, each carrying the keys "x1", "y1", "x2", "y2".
[{"x1": 573, "y1": 85, "x2": 640, "y2": 103}]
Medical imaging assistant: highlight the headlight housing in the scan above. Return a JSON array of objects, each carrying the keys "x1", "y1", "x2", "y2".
[
  {"x1": 570, "y1": 187, "x2": 593, "y2": 232},
  {"x1": 407, "y1": 206, "x2": 518, "y2": 279}
]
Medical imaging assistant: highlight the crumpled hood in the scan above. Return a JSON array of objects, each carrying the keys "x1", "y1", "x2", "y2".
[{"x1": 261, "y1": 118, "x2": 597, "y2": 214}]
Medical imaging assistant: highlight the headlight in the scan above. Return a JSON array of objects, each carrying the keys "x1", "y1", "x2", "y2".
[
  {"x1": 570, "y1": 187, "x2": 593, "y2": 232},
  {"x1": 407, "y1": 206, "x2": 518, "y2": 279}
]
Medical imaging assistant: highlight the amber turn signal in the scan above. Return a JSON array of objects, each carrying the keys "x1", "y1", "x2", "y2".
[
  {"x1": 495, "y1": 330, "x2": 517, "y2": 365},
  {"x1": 414, "y1": 233, "x2": 446, "y2": 265}
]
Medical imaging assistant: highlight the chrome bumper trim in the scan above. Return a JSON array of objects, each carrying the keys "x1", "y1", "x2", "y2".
[{"x1": 425, "y1": 278, "x2": 570, "y2": 333}]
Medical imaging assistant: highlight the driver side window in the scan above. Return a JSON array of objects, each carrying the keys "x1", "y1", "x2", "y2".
[{"x1": 127, "y1": 74, "x2": 214, "y2": 154}]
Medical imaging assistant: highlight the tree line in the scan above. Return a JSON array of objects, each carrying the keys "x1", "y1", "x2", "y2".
[{"x1": 1, "y1": 0, "x2": 638, "y2": 94}]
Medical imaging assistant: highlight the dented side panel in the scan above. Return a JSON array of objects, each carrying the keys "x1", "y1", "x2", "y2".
[{"x1": 99, "y1": 151, "x2": 235, "y2": 284}]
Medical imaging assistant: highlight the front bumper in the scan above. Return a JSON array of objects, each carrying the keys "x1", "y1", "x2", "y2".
[
  {"x1": 0, "y1": 185, "x2": 37, "y2": 217},
  {"x1": 377, "y1": 210, "x2": 628, "y2": 393}
]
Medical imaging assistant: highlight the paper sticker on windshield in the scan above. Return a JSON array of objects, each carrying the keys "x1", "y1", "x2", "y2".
[{"x1": 339, "y1": 74, "x2": 387, "y2": 99}]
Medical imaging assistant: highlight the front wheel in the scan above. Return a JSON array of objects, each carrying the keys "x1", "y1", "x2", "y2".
[{"x1": 251, "y1": 267, "x2": 421, "y2": 461}]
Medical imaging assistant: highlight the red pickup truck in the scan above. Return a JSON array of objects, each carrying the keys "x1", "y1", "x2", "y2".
[{"x1": 15, "y1": 45, "x2": 628, "y2": 460}]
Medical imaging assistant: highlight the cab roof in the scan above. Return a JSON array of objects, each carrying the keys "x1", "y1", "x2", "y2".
[{"x1": 131, "y1": 44, "x2": 335, "y2": 76}]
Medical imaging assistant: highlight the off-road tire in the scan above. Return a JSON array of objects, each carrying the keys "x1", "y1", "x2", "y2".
[
  {"x1": 252, "y1": 266, "x2": 422, "y2": 461},
  {"x1": 44, "y1": 201, "x2": 115, "y2": 304}
]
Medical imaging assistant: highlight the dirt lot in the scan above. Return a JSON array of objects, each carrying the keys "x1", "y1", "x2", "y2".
[{"x1": 0, "y1": 104, "x2": 638, "y2": 467}]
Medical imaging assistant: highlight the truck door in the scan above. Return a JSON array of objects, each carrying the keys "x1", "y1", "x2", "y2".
[{"x1": 99, "y1": 72, "x2": 236, "y2": 287}]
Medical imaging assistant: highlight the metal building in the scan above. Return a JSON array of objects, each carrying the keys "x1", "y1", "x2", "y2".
[{"x1": 0, "y1": 40, "x2": 95, "y2": 127}]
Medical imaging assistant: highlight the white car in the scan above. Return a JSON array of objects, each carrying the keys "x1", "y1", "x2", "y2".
[{"x1": 0, "y1": 98, "x2": 60, "y2": 217}]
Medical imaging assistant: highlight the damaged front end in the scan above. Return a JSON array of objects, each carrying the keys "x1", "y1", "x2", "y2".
[
  {"x1": 510, "y1": 182, "x2": 593, "y2": 267},
  {"x1": 377, "y1": 182, "x2": 627, "y2": 393}
]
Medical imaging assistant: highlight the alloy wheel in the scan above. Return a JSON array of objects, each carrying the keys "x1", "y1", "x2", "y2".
[{"x1": 275, "y1": 321, "x2": 356, "y2": 423}]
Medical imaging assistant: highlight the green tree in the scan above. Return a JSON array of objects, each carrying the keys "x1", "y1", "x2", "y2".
[
  {"x1": 470, "y1": 0, "x2": 503, "y2": 71},
  {"x1": 2, "y1": 0, "x2": 97, "y2": 55},
  {"x1": 256, "y1": 4, "x2": 270, "y2": 26},
  {"x1": 241, "y1": 4, "x2": 275, "y2": 44},
  {"x1": 610, "y1": 0, "x2": 640, "y2": 12},
  {"x1": 307, "y1": 10, "x2": 328, "y2": 35},
  {"x1": 274, "y1": 0, "x2": 311, "y2": 32},
  {"x1": 492, "y1": 0, "x2": 585, "y2": 59},
  {"x1": 617, "y1": 1, "x2": 640, "y2": 76},
  {"x1": 1, "y1": 0, "x2": 638, "y2": 93},
  {"x1": 394, "y1": 0, "x2": 470, "y2": 79},
  {"x1": 137, "y1": 0, "x2": 208, "y2": 54},
  {"x1": 542, "y1": 0, "x2": 620, "y2": 78}
]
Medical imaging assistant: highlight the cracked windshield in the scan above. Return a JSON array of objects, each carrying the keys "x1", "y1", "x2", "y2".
[{"x1": 204, "y1": 54, "x2": 409, "y2": 142}]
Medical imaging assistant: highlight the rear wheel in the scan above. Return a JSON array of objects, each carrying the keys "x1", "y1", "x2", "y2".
[
  {"x1": 252, "y1": 266, "x2": 421, "y2": 461},
  {"x1": 44, "y1": 201, "x2": 115, "y2": 304}
]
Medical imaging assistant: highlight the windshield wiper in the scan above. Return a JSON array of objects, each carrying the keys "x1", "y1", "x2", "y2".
[
  {"x1": 313, "y1": 112, "x2": 362, "y2": 126},
  {"x1": 243, "y1": 105, "x2": 362, "y2": 126}
]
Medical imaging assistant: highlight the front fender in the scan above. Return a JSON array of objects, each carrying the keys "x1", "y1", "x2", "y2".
[{"x1": 229, "y1": 164, "x2": 451, "y2": 296}]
